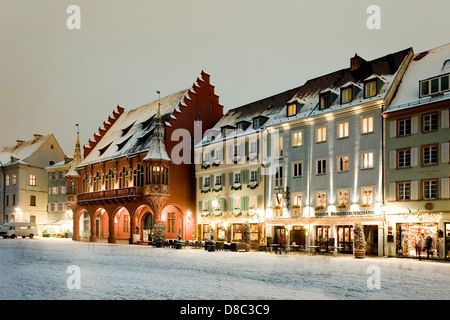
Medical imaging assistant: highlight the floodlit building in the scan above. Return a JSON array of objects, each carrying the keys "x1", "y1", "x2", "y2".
[
  {"x1": 0, "y1": 134, "x2": 66, "y2": 228},
  {"x1": 383, "y1": 43, "x2": 450, "y2": 259},
  {"x1": 67, "y1": 71, "x2": 223, "y2": 243}
]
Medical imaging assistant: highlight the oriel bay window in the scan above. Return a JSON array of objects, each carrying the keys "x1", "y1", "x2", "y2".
[{"x1": 146, "y1": 165, "x2": 169, "y2": 185}]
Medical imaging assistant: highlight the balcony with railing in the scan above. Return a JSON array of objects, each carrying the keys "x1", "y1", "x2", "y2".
[{"x1": 77, "y1": 187, "x2": 143, "y2": 203}]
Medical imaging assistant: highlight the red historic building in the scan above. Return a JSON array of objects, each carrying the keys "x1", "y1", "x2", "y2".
[{"x1": 66, "y1": 71, "x2": 223, "y2": 243}]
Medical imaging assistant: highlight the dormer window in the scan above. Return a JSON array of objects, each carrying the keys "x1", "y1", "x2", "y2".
[
  {"x1": 341, "y1": 87, "x2": 353, "y2": 104},
  {"x1": 419, "y1": 73, "x2": 450, "y2": 98},
  {"x1": 287, "y1": 103, "x2": 297, "y2": 117},
  {"x1": 364, "y1": 79, "x2": 378, "y2": 98},
  {"x1": 221, "y1": 125, "x2": 235, "y2": 138},
  {"x1": 319, "y1": 92, "x2": 331, "y2": 110},
  {"x1": 236, "y1": 121, "x2": 251, "y2": 132},
  {"x1": 252, "y1": 116, "x2": 268, "y2": 129}
]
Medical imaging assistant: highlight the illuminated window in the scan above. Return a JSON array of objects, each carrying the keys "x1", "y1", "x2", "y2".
[
  {"x1": 337, "y1": 189, "x2": 349, "y2": 207},
  {"x1": 319, "y1": 93, "x2": 331, "y2": 110},
  {"x1": 316, "y1": 192, "x2": 327, "y2": 208},
  {"x1": 338, "y1": 121, "x2": 349, "y2": 138},
  {"x1": 341, "y1": 87, "x2": 353, "y2": 104},
  {"x1": 249, "y1": 196, "x2": 258, "y2": 209},
  {"x1": 316, "y1": 126, "x2": 327, "y2": 143},
  {"x1": 29, "y1": 175, "x2": 36, "y2": 186},
  {"x1": 362, "y1": 152, "x2": 374, "y2": 169},
  {"x1": 364, "y1": 80, "x2": 377, "y2": 98},
  {"x1": 337, "y1": 155, "x2": 349, "y2": 172},
  {"x1": 119, "y1": 167, "x2": 127, "y2": 188},
  {"x1": 12, "y1": 174, "x2": 16, "y2": 185},
  {"x1": 361, "y1": 115, "x2": 374, "y2": 134},
  {"x1": 277, "y1": 135, "x2": 284, "y2": 158},
  {"x1": 361, "y1": 188, "x2": 373, "y2": 206},
  {"x1": 292, "y1": 130, "x2": 303, "y2": 147},
  {"x1": 287, "y1": 103, "x2": 297, "y2": 116},
  {"x1": 123, "y1": 214, "x2": 129, "y2": 233},
  {"x1": 5, "y1": 175, "x2": 9, "y2": 186},
  {"x1": 233, "y1": 198, "x2": 241, "y2": 210}
]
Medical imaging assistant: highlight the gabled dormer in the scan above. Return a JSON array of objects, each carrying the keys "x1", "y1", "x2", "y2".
[
  {"x1": 286, "y1": 98, "x2": 305, "y2": 117},
  {"x1": 319, "y1": 89, "x2": 338, "y2": 110},
  {"x1": 252, "y1": 115, "x2": 269, "y2": 129},
  {"x1": 340, "y1": 81, "x2": 361, "y2": 104},
  {"x1": 363, "y1": 75, "x2": 385, "y2": 99},
  {"x1": 204, "y1": 128, "x2": 220, "y2": 142},
  {"x1": 221, "y1": 125, "x2": 235, "y2": 138},
  {"x1": 235, "y1": 120, "x2": 251, "y2": 133}
]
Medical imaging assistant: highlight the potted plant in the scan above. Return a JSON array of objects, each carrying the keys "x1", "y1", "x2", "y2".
[{"x1": 353, "y1": 222, "x2": 366, "y2": 259}]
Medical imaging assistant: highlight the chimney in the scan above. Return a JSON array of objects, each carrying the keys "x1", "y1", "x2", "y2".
[
  {"x1": 16, "y1": 140, "x2": 25, "y2": 147},
  {"x1": 33, "y1": 134, "x2": 43, "y2": 141},
  {"x1": 350, "y1": 53, "x2": 366, "y2": 71}
]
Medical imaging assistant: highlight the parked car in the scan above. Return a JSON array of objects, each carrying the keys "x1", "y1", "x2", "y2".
[{"x1": 0, "y1": 222, "x2": 37, "y2": 239}]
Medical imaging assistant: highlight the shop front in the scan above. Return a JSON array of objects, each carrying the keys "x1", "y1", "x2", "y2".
[{"x1": 396, "y1": 222, "x2": 439, "y2": 258}]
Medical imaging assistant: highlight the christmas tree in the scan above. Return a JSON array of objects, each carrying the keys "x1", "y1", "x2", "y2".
[
  {"x1": 354, "y1": 222, "x2": 366, "y2": 251},
  {"x1": 242, "y1": 222, "x2": 250, "y2": 245}
]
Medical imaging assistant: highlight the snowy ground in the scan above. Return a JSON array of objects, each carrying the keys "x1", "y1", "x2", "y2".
[{"x1": 0, "y1": 238, "x2": 448, "y2": 300}]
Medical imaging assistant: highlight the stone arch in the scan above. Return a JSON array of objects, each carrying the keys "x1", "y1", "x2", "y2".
[
  {"x1": 111, "y1": 206, "x2": 131, "y2": 243},
  {"x1": 92, "y1": 207, "x2": 109, "y2": 242},
  {"x1": 134, "y1": 204, "x2": 154, "y2": 242},
  {"x1": 76, "y1": 208, "x2": 90, "y2": 241},
  {"x1": 161, "y1": 203, "x2": 188, "y2": 240}
]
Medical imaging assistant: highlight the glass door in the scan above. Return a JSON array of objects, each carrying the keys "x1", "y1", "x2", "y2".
[{"x1": 337, "y1": 225, "x2": 353, "y2": 253}]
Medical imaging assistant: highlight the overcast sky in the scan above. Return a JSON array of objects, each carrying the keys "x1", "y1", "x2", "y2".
[{"x1": 0, "y1": 0, "x2": 449, "y2": 155}]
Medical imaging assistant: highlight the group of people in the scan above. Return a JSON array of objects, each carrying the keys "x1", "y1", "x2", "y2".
[{"x1": 415, "y1": 234, "x2": 434, "y2": 259}]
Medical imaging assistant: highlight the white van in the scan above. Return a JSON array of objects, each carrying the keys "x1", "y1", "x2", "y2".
[{"x1": 0, "y1": 222, "x2": 37, "y2": 239}]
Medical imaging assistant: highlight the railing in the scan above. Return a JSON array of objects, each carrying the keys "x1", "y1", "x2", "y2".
[{"x1": 77, "y1": 187, "x2": 143, "y2": 201}]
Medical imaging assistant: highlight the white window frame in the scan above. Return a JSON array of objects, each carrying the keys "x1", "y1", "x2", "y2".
[
  {"x1": 361, "y1": 115, "x2": 374, "y2": 134},
  {"x1": 361, "y1": 151, "x2": 374, "y2": 169},
  {"x1": 316, "y1": 158, "x2": 327, "y2": 175},
  {"x1": 337, "y1": 154, "x2": 350, "y2": 172},
  {"x1": 361, "y1": 187, "x2": 374, "y2": 206},
  {"x1": 291, "y1": 130, "x2": 303, "y2": 147},
  {"x1": 292, "y1": 161, "x2": 303, "y2": 178},
  {"x1": 316, "y1": 126, "x2": 327, "y2": 143},
  {"x1": 337, "y1": 121, "x2": 349, "y2": 139}
]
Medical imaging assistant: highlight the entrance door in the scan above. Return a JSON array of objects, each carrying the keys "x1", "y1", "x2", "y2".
[
  {"x1": 337, "y1": 225, "x2": 353, "y2": 253},
  {"x1": 316, "y1": 226, "x2": 330, "y2": 249},
  {"x1": 274, "y1": 226, "x2": 286, "y2": 245},
  {"x1": 290, "y1": 226, "x2": 306, "y2": 247},
  {"x1": 364, "y1": 225, "x2": 378, "y2": 256},
  {"x1": 143, "y1": 212, "x2": 153, "y2": 241}
]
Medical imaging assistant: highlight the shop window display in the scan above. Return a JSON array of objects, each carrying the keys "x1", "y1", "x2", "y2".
[{"x1": 396, "y1": 223, "x2": 439, "y2": 258}]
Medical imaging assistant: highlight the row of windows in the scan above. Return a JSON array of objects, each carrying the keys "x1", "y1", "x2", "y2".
[
  {"x1": 288, "y1": 80, "x2": 380, "y2": 116},
  {"x1": 1, "y1": 174, "x2": 37, "y2": 187},
  {"x1": 273, "y1": 151, "x2": 374, "y2": 185},
  {"x1": 393, "y1": 178, "x2": 449, "y2": 201},
  {"x1": 201, "y1": 170, "x2": 260, "y2": 188},
  {"x1": 4, "y1": 194, "x2": 36, "y2": 207},
  {"x1": 391, "y1": 109, "x2": 449, "y2": 138},
  {"x1": 390, "y1": 142, "x2": 449, "y2": 169},
  {"x1": 48, "y1": 202, "x2": 67, "y2": 212},
  {"x1": 82, "y1": 165, "x2": 169, "y2": 193},
  {"x1": 49, "y1": 171, "x2": 66, "y2": 180}
]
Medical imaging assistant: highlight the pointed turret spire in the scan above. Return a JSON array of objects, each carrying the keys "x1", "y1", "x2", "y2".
[
  {"x1": 66, "y1": 124, "x2": 83, "y2": 177},
  {"x1": 143, "y1": 91, "x2": 171, "y2": 162}
]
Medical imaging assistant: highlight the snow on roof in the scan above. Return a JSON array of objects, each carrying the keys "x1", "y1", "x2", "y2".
[
  {"x1": 79, "y1": 88, "x2": 190, "y2": 166},
  {"x1": 0, "y1": 134, "x2": 52, "y2": 166},
  {"x1": 387, "y1": 43, "x2": 450, "y2": 112}
]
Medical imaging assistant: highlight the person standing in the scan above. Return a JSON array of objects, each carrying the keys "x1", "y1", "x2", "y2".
[
  {"x1": 418, "y1": 234, "x2": 426, "y2": 260},
  {"x1": 426, "y1": 235, "x2": 433, "y2": 259}
]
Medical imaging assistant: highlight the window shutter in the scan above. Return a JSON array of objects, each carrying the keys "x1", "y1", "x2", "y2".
[
  {"x1": 441, "y1": 109, "x2": 449, "y2": 129},
  {"x1": 257, "y1": 168, "x2": 261, "y2": 183},
  {"x1": 49, "y1": 187, "x2": 52, "y2": 194},
  {"x1": 208, "y1": 200, "x2": 213, "y2": 212},
  {"x1": 389, "y1": 151, "x2": 397, "y2": 169},
  {"x1": 221, "y1": 173, "x2": 226, "y2": 186},
  {"x1": 198, "y1": 177, "x2": 203, "y2": 189},
  {"x1": 229, "y1": 198, "x2": 233, "y2": 210},
  {"x1": 411, "y1": 147, "x2": 418, "y2": 167},
  {"x1": 389, "y1": 183, "x2": 396, "y2": 201},
  {"x1": 245, "y1": 141, "x2": 249, "y2": 157},
  {"x1": 229, "y1": 172, "x2": 233, "y2": 185},
  {"x1": 441, "y1": 178, "x2": 450, "y2": 199},
  {"x1": 390, "y1": 120, "x2": 397, "y2": 138},
  {"x1": 209, "y1": 175, "x2": 214, "y2": 186},
  {"x1": 242, "y1": 170, "x2": 249, "y2": 184},
  {"x1": 442, "y1": 142, "x2": 449, "y2": 163},
  {"x1": 242, "y1": 196, "x2": 249, "y2": 210},
  {"x1": 411, "y1": 116, "x2": 419, "y2": 134},
  {"x1": 411, "y1": 180, "x2": 419, "y2": 200}
]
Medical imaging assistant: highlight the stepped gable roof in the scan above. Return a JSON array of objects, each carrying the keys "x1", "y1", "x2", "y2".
[
  {"x1": 80, "y1": 88, "x2": 191, "y2": 166},
  {"x1": 0, "y1": 134, "x2": 52, "y2": 166},
  {"x1": 386, "y1": 43, "x2": 450, "y2": 113},
  {"x1": 266, "y1": 47, "x2": 412, "y2": 125}
]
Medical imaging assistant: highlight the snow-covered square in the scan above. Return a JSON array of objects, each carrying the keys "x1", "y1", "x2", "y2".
[{"x1": 0, "y1": 238, "x2": 448, "y2": 300}]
